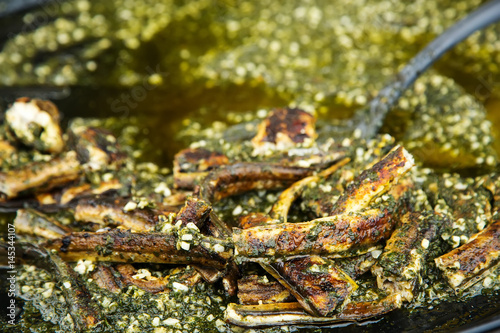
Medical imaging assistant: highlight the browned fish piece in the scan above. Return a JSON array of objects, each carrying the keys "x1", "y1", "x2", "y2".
[
  {"x1": 372, "y1": 212, "x2": 440, "y2": 302},
  {"x1": 171, "y1": 197, "x2": 229, "y2": 285},
  {"x1": 91, "y1": 264, "x2": 122, "y2": 293},
  {"x1": 59, "y1": 180, "x2": 122, "y2": 205},
  {"x1": 174, "y1": 196, "x2": 211, "y2": 229},
  {"x1": 239, "y1": 212, "x2": 274, "y2": 229},
  {"x1": 14, "y1": 208, "x2": 72, "y2": 239},
  {"x1": 115, "y1": 264, "x2": 171, "y2": 293},
  {"x1": 225, "y1": 294, "x2": 402, "y2": 327},
  {"x1": 74, "y1": 197, "x2": 166, "y2": 231},
  {"x1": 0, "y1": 179, "x2": 123, "y2": 212},
  {"x1": 193, "y1": 265, "x2": 224, "y2": 283},
  {"x1": 435, "y1": 219, "x2": 500, "y2": 291},
  {"x1": 68, "y1": 126, "x2": 125, "y2": 170},
  {"x1": 237, "y1": 275, "x2": 295, "y2": 305},
  {"x1": 5, "y1": 97, "x2": 65, "y2": 154},
  {"x1": 174, "y1": 147, "x2": 229, "y2": 189},
  {"x1": 269, "y1": 158, "x2": 350, "y2": 223},
  {"x1": 332, "y1": 146, "x2": 414, "y2": 214},
  {"x1": 222, "y1": 262, "x2": 240, "y2": 296},
  {"x1": 199, "y1": 162, "x2": 314, "y2": 203},
  {"x1": 262, "y1": 256, "x2": 357, "y2": 316},
  {"x1": 0, "y1": 151, "x2": 82, "y2": 200},
  {"x1": 251, "y1": 108, "x2": 316, "y2": 151},
  {"x1": 43, "y1": 229, "x2": 233, "y2": 269},
  {"x1": 233, "y1": 208, "x2": 395, "y2": 261}
]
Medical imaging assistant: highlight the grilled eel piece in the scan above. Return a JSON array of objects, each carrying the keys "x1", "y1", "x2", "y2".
[
  {"x1": 435, "y1": 219, "x2": 500, "y2": 292},
  {"x1": 74, "y1": 197, "x2": 177, "y2": 232},
  {"x1": 331, "y1": 145, "x2": 415, "y2": 214},
  {"x1": 251, "y1": 108, "x2": 317, "y2": 155},
  {"x1": 173, "y1": 147, "x2": 229, "y2": 189},
  {"x1": 171, "y1": 197, "x2": 229, "y2": 284},
  {"x1": 233, "y1": 208, "x2": 395, "y2": 262},
  {"x1": 268, "y1": 158, "x2": 351, "y2": 224},
  {"x1": 372, "y1": 211, "x2": 441, "y2": 302},
  {"x1": 225, "y1": 294, "x2": 402, "y2": 327},
  {"x1": 262, "y1": 256, "x2": 358, "y2": 317},
  {"x1": 240, "y1": 148, "x2": 412, "y2": 314},
  {"x1": 43, "y1": 229, "x2": 233, "y2": 270},
  {"x1": 237, "y1": 275, "x2": 295, "y2": 305},
  {"x1": 174, "y1": 196, "x2": 211, "y2": 229},
  {"x1": 0, "y1": 179, "x2": 123, "y2": 212},
  {"x1": 0, "y1": 126, "x2": 124, "y2": 201},
  {"x1": 5, "y1": 97, "x2": 65, "y2": 154},
  {"x1": 13, "y1": 242, "x2": 103, "y2": 330},
  {"x1": 14, "y1": 208, "x2": 72, "y2": 239},
  {"x1": 0, "y1": 151, "x2": 82, "y2": 200},
  {"x1": 198, "y1": 162, "x2": 315, "y2": 203},
  {"x1": 91, "y1": 264, "x2": 203, "y2": 294}
]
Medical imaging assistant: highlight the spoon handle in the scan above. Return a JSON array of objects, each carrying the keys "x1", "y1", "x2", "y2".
[{"x1": 356, "y1": 0, "x2": 500, "y2": 139}]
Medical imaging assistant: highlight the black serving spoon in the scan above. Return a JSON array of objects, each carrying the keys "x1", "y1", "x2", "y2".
[{"x1": 352, "y1": 0, "x2": 500, "y2": 139}]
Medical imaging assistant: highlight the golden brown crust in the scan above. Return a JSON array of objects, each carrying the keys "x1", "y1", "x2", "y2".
[
  {"x1": 91, "y1": 264, "x2": 122, "y2": 293},
  {"x1": 224, "y1": 294, "x2": 402, "y2": 326},
  {"x1": 174, "y1": 197, "x2": 211, "y2": 229},
  {"x1": 74, "y1": 197, "x2": 161, "y2": 232},
  {"x1": 269, "y1": 158, "x2": 350, "y2": 223},
  {"x1": 251, "y1": 108, "x2": 316, "y2": 149},
  {"x1": 173, "y1": 148, "x2": 229, "y2": 189},
  {"x1": 435, "y1": 219, "x2": 500, "y2": 289},
  {"x1": 200, "y1": 162, "x2": 313, "y2": 203},
  {"x1": 0, "y1": 151, "x2": 82, "y2": 199},
  {"x1": 264, "y1": 256, "x2": 357, "y2": 316},
  {"x1": 233, "y1": 209, "x2": 395, "y2": 260},
  {"x1": 332, "y1": 146, "x2": 414, "y2": 214},
  {"x1": 237, "y1": 275, "x2": 295, "y2": 305},
  {"x1": 43, "y1": 230, "x2": 232, "y2": 269},
  {"x1": 15, "y1": 208, "x2": 72, "y2": 239}
]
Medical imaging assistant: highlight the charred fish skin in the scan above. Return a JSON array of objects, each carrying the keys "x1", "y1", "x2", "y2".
[
  {"x1": 299, "y1": 134, "x2": 397, "y2": 218},
  {"x1": 199, "y1": 162, "x2": 314, "y2": 203},
  {"x1": 269, "y1": 157, "x2": 351, "y2": 224},
  {"x1": 14, "y1": 208, "x2": 72, "y2": 240},
  {"x1": 332, "y1": 145, "x2": 415, "y2": 215},
  {"x1": 233, "y1": 208, "x2": 395, "y2": 261},
  {"x1": 173, "y1": 147, "x2": 229, "y2": 189},
  {"x1": 237, "y1": 275, "x2": 295, "y2": 305},
  {"x1": 43, "y1": 229, "x2": 233, "y2": 269},
  {"x1": 251, "y1": 108, "x2": 317, "y2": 155},
  {"x1": 263, "y1": 255, "x2": 358, "y2": 317},
  {"x1": 74, "y1": 197, "x2": 161, "y2": 232},
  {"x1": 5, "y1": 97, "x2": 65, "y2": 154},
  {"x1": 0, "y1": 151, "x2": 82, "y2": 200},
  {"x1": 174, "y1": 196, "x2": 212, "y2": 229},
  {"x1": 435, "y1": 218, "x2": 500, "y2": 292},
  {"x1": 224, "y1": 294, "x2": 402, "y2": 327}
]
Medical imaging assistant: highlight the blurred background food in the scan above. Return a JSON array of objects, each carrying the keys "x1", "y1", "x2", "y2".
[{"x1": 0, "y1": 0, "x2": 499, "y2": 166}]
